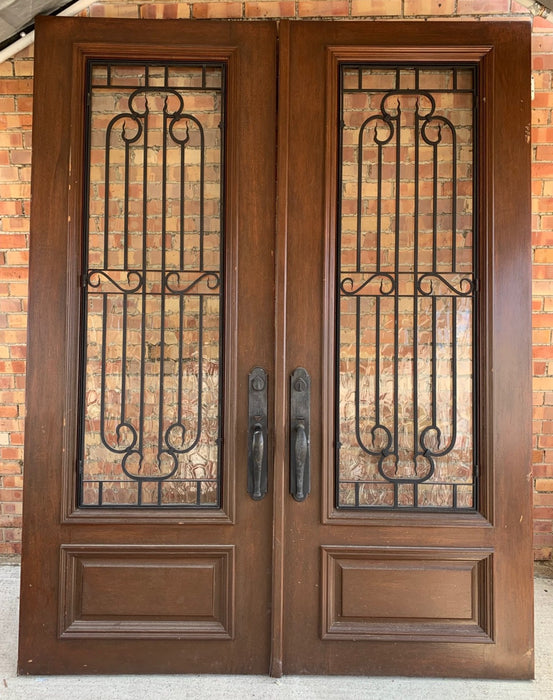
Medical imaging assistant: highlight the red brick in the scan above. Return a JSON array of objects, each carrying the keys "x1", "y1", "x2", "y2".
[
  {"x1": 0, "y1": 543, "x2": 21, "y2": 554},
  {"x1": 16, "y1": 97, "x2": 33, "y2": 112},
  {"x1": 534, "y1": 248, "x2": 553, "y2": 263},
  {"x1": 0, "y1": 484, "x2": 22, "y2": 497},
  {"x1": 0, "y1": 362, "x2": 26, "y2": 374},
  {"x1": 245, "y1": 2, "x2": 296, "y2": 17},
  {"x1": 299, "y1": 1, "x2": 348, "y2": 17},
  {"x1": 511, "y1": 0, "x2": 530, "y2": 12},
  {"x1": 192, "y1": 2, "x2": 243, "y2": 18},
  {"x1": 0, "y1": 78, "x2": 32, "y2": 95},
  {"x1": 457, "y1": 0, "x2": 510, "y2": 12},
  {"x1": 533, "y1": 35, "x2": 553, "y2": 54},
  {"x1": 0, "y1": 97, "x2": 15, "y2": 111},
  {"x1": 352, "y1": 0, "x2": 402, "y2": 14},
  {"x1": 89, "y1": 3, "x2": 139, "y2": 18},
  {"x1": 140, "y1": 3, "x2": 190, "y2": 18},
  {"x1": 0, "y1": 201, "x2": 23, "y2": 216},
  {"x1": 404, "y1": 0, "x2": 455, "y2": 15},
  {"x1": 533, "y1": 465, "x2": 553, "y2": 478},
  {"x1": 533, "y1": 313, "x2": 553, "y2": 328},
  {"x1": 10, "y1": 150, "x2": 31, "y2": 165},
  {"x1": 533, "y1": 55, "x2": 553, "y2": 71},
  {"x1": 536, "y1": 146, "x2": 553, "y2": 162},
  {"x1": 533, "y1": 16, "x2": 553, "y2": 32}
]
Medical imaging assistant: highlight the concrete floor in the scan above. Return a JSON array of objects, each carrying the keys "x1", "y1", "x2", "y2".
[{"x1": 1, "y1": 562, "x2": 552, "y2": 699}]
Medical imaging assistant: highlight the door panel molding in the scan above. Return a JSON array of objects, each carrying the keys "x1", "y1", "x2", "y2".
[
  {"x1": 321, "y1": 545, "x2": 493, "y2": 643},
  {"x1": 59, "y1": 544, "x2": 234, "y2": 639},
  {"x1": 62, "y1": 40, "x2": 244, "y2": 525},
  {"x1": 322, "y1": 44, "x2": 496, "y2": 526}
]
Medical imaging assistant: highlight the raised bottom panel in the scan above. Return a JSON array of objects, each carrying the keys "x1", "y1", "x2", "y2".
[
  {"x1": 321, "y1": 545, "x2": 494, "y2": 643},
  {"x1": 59, "y1": 544, "x2": 234, "y2": 639}
]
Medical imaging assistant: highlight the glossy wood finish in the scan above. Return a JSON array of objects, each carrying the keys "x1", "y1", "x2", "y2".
[
  {"x1": 19, "y1": 17, "x2": 276, "y2": 674},
  {"x1": 280, "y1": 21, "x2": 533, "y2": 678}
]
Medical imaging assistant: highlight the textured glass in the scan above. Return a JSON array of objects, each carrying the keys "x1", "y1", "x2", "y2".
[
  {"x1": 79, "y1": 63, "x2": 225, "y2": 507},
  {"x1": 337, "y1": 66, "x2": 476, "y2": 510}
]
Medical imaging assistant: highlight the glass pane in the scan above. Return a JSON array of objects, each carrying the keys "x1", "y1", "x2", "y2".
[
  {"x1": 79, "y1": 62, "x2": 225, "y2": 508},
  {"x1": 337, "y1": 65, "x2": 476, "y2": 510}
]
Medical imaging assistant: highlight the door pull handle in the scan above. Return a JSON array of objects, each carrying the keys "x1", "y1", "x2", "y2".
[
  {"x1": 290, "y1": 368, "x2": 310, "y2": 502},
  {"x1": 248, "y1": 367, "x2": 268, "y2": 500},
  {"x1": 251, "y1": 424, "x2": 264, "y2": 499}
]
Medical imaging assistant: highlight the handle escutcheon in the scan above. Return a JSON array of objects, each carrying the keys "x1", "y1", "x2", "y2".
[
  {"x1": 290, "y1": 368, "x2": 311, "y2": 502},
  {"x1": 248, "y1": 367, "x2": 268, "y2": 500}
]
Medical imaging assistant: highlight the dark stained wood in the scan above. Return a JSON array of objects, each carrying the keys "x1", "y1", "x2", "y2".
[
  {"x1": 19, "y1": 16, "x2": 277, "y2": 674},
  {"x1": 281, "y1": 21, "x2": 533, "y2": 678},
  {"x1": 60, "y1": 545, "x2": 234, "y2": 638},
  {"x1": 321, "y1": 546, "x2": 493, "y2": 642},
  {"x1": 270, "y1": 18, "x2": 292, "y2": 680}
]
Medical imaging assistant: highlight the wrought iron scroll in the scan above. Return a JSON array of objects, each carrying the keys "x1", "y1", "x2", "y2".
[
  {"x1": 78, "y1": 62, "x2": 225, "y2": 508},
  {"x1": 336, "y1": 65, "x2": 478, "y2": 510}
]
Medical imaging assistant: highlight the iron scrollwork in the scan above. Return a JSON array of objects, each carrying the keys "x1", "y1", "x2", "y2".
[
  {"x1": 78, "y1": 61, "x2": 226, "y2": 508},
  {"x1": 336, "y1": 65, "x2": 478, "y2": 511}
]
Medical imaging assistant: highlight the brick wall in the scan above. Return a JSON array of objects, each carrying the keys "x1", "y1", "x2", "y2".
[{"x1": 0, "y1": 0, "x2": 552, "y2": 559}]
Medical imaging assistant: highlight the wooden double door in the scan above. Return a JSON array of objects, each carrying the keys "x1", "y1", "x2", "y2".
[{"x1": 20, "y1": 17, "x2": 533, "y2": 677}]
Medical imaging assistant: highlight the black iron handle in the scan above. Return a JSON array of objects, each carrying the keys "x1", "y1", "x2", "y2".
[
  {"x1": 290, "y1": 368, "x2": 310, "y2": 502},
  {"x1": 252, "y1": 424, "x2": 264, "y2": 499},
  {"x1": 294, "y1": 420, "x2": 307, "y2": 500},
  {"x1": 248, "y1": 367, "x2": 268, "y2": 500}
]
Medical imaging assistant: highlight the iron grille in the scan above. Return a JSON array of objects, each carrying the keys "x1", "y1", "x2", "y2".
[
  {"x1": 78, "y1": 61, "x2": 226, "y2": 508},
  {"x1": 336, "y1": 64, "x2": 478, "y2": 510}
]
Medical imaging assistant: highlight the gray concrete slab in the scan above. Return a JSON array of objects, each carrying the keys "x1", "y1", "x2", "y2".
[{"x1": 1, "y1": 562, "x2": 552, "y2": 699}]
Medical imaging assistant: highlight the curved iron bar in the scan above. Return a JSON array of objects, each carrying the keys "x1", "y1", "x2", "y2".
[
  {"x1": 121, "y1": 448, "x2": 179, "y2": 482},
  {"x1": 377, "y1": 452, "x2": 436, "y2": 484},
  {"x1": 165, "y1": 295, "x2": 205, "y2": 455},
  {"x1": 417, "y1": 273, "x2": 475, "y2": 297},
  {"x1": 419, "y1": 295, "x2": 459, "y2": 458},
  {"x1": 421, "y1": 113, "x2": 456, "y2": 146},
  {"x1": 379, "y1": 90, "x2": 437, "y2": 124},
  {"x1": 169, "y1": 113, "x2": 206, "y2": 268},
  {"x1": 169, "y1": 112, "x2": 204, "y2": 145},
  {"x1": 340, "y1": 272, "x2": 395, "y2": 296},
  {"x1": 98, "y1": 289, "x2": 139, "y2": 455},
  {"x1": 353, "y1": 295, "x2": 394, "y2": 458},
  {"x1": 165, "y1": 270, "x2": 220, "y2": 295},
  {"x1": 99, "y1": 420, "x2": 138, "y2": 455},
  {"x1": 128, "y1": 87, "x2": 184, "y2": 118},
  {"x1": 357, "y1": 114, "x2": 395, "y2": 271},
  {"x1": 87, "y1": 269, "x2": 143, "y2": 294}
]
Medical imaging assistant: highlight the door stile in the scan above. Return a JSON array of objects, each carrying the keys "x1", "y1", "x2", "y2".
[{"x1": 270, "y1": 19, "x2": 291, "y2": 679}]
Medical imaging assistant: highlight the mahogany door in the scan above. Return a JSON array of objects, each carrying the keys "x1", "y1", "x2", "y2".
[
  {"x1": 20, "y1": 18, "x2": 533, "y2": 679},
  {"x1": 276, "y1": 21, "x2": 533, "y2": 678},
  {"x1": 19, "y1": 17, "x2": 277, "y2": 674}
]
